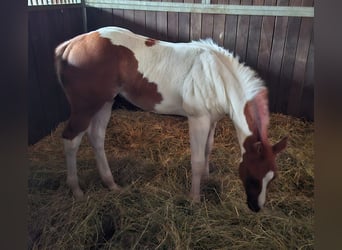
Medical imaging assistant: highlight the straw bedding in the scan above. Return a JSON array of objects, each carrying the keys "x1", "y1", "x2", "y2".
[{"x1": 28, "y1": 109, "x2": 314, "y2": 249}]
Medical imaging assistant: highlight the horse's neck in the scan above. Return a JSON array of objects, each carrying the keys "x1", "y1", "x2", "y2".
[
  {"x1": 211, "y1": 52, "x2": 267, "y2": 157},
  {"x1": 231, "y1": 108, "x2": 253, "y2": 157},
  {"x1": 228, "y1": 88, "x2": 269, "y2": 158}
]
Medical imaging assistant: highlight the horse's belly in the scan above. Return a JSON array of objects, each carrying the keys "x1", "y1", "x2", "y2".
[{"x1": 154, "y1": 100, "x2": 187, "y2": 116}]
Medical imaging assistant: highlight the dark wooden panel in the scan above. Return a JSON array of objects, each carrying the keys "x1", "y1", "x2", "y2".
[
  {"x1": 224, "y1": 0, "x2": 240, "y2": 53},
  {"x1": 29, "y1": 1, "x2": 315, "y2": 145},
  {"x1": 123, "y1": 9, "x2": 135, "y2": 31},
  {"x1": 179, "y1": 0, "x2": 195, "y2": 42},
  {"x1": 29, "y1": 7, "x2": 84, "y2": 144},
  {"x1": 235, "y1": 0, "x2": 251, "y2": 62},
  {"x1": 84, "y1": 0, "x2": 314, "y2": 121},
  {"x1": 178, "y1": 2, "x2": 190, "y2": 42},
  {"x1": 245, "y1": 0, "x2": 264, "y2": 69},
  {"x1": 276, "y1": 0, "x2": 302, "y2": 114},
  {"x1": 145, "y1": 9, "x2": 157, "y2": 37},
  {"x1": 87, "y1": 7, "x2": 103, "y2": 31},
  {"x1": 201, "y1": 13, "x2": 214, "y2": 39},
  {"x1": 268, "y1": 0, "x2": 289, "y2": 111},
  {"x1": 167, "y1": 0, "x2": 179, "y2": 41},
  {"x1": 146, "y1": 0, "x2": 158, "y2": 35},
  {"x1": 100, "y1": 8, "x2": 114, "y2": 26},
  {"x1": 134, "y1": 10, "x2": 146, "y2": 34},
  {"x1": 257, "y1": 0, "x2": 276, "y2": 80},
  {"x1": 30, "y1": 11, "x2": 59, "y2": 134},
  {"x1": 28, "y1": 25, "x2": 48, "y2": 144},
  {"x1": 212, "y1": 14, "x2": 226, "y2": 46},
  {"x1": 112, "y1": 9, "x2": 125, "y2": 27},
  {"x1": 287, "y1": 15, "x2": 313, "y2": 116},
  {"x1": 212, "y1": 0, "x2": 227, "y2": 46},
  {"x1": 190, "y1": 12, "x2": 202, "y2": 40},
  {"x1": 156, "y1": 1, "x2": 168, "y2": 40},
  {"x1": 300, "y1": 35, "x2": 314, "y2": 120}
]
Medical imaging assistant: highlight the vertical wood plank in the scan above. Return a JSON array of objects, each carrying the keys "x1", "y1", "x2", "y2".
[
  {"x1": 201, "y1": 13, "x2": 214, "y2": 39},
  {"x1": 268, "y1": 0, "x2": 289, "y2": 110},
  {"x1": 257, "y1": 0, "x2": 276, "y2": 80},
  {"x1": 235, "y1": 0, "x2": 251, "y2": 62},
  {"x1": 145, "y1": 10, "x2": 157, "y2": 37},
  {"x1": 112, "y1": 9, "x2": 124, "y2": 27},
  {"x1": 123, "y1": 9, "x2": 135, "y2": 31},
  {"x1": 30, "y1": 11, "x2": 61, "y2": 137},
  {"x1": 167, "y1": 0, "x2": 179, "y2": 41},
  {"x1": 212, "y1": 0, "x2": 227, "y2": 46},
  {"x1": 86, "y1": 7, "x2": 103, "y2": 31},
  {"x1": 134, "y1": 9, "x2": 146, "y2": 34},
  {"x1": 224, "y1": 0, "x2": 240, "y2": 53},
  {"x1": 276, "y1": 0, "x2": 302, "y2": 114},
  {"x1": 100, "y1": 8, "x2": 114, "y2": 26},
  {"x1": 178, "y1": 0, "x2": 191, "y2": 42},
  {"x1": 28, "y1": 17, "x2": 48, "y2": 144},
  {"x1": 157, "y1": 0, "x2": 168, "y2": 40},
  {"x1": 245, "y1": 0, "x2": 264, "y2": 69},
  {"x1": 145, "y1": 0, "x2": 158, "y2": 37},
  {"x1": 190, "y1": 13, "x2": 202, "y2": 40},
  {"x1": 287, "y1": 0, "x2": 314, "y2": 116},
  {"x1": 300, "y1": 33, "x2": 314, "y2": 120},
  {"x1": 51, "y1": 8, "x2": 73, "y2": 122},
  {"x1": 29, "y1": 7, "x2": 84, "y2": 144}
]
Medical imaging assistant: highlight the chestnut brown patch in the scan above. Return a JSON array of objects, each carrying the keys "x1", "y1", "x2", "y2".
[
  {"x1": 56, "y1": 32, "x2": 163, "y2": 139},
  {"x1": 145, "y1": 38, "x2": 157, "y2": 47}
]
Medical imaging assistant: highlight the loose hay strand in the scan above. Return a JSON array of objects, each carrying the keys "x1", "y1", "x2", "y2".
[{"x1": 28, "y1": 110, "x2": 314, "y2": 249}]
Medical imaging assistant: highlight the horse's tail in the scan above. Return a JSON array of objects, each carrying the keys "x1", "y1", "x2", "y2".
[{"x1": 54, "y1": 40, "x2": 70, "y2": 86}]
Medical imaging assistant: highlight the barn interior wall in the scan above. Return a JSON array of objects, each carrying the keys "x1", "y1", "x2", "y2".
[
  {"x1": 86, "y1": 0, "x2": 314, "y2": 122},
  {"x1": 28, "y1": 1, "x2": 314, "y2": 144},
  {"x1": 29, "y1": 7, "x2": 84, "y2": 144}
]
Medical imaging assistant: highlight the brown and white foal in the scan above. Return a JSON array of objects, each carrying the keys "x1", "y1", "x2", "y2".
[{"x1": 55, "y1": 27, "x2": 287, "y2": 212}]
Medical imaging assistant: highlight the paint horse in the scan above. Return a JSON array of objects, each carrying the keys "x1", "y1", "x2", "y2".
[{"x1": 55, "y1": 27, "x2": 287, "y2": 212}]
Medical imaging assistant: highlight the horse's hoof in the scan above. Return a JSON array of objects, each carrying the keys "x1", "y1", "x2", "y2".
[
  {"x1": 189, "y1": 193, "x2": 201, "y2": 203},
  {"x1": 109, "y1": 184, "x2": 122, "y2": 192},
  {"x1": 73, "y1": 189, "x2": 85, "y2": 201}
]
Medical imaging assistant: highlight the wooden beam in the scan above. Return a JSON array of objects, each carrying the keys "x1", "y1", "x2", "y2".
[{"x1": 85, "y1": 0, "x2": 314, "y2": 17}]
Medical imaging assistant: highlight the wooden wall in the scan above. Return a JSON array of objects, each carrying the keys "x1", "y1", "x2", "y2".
[
  {"x1": 28, "y1": 1, "x2": 313, "y2": 144},
  {"x1": 28, "y1": 7, "x2": 84, "y2": 144},
  {"x1": 87, "y1": 0, "x2": 314, "y2": 121}
]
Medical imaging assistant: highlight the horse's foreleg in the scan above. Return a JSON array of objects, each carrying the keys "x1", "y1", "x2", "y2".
[
  {"x1": 87, "y1": 101, "x2": 121, "y2": 191},
  {"x1": 204, "y1": 122, "x2": 217, "y2": 179},
  {"x1": 188, "y1": 116, "x2": 211, "y2": 202},
  {"x1": 64, "y1": 131, "x2": 85, "y2": 200}
]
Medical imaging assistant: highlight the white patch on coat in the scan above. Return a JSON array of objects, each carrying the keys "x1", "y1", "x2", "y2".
[
  {"x1": 258, "y1": 171, "x2": 274, "y2": 208},
  {"x1": 97, "y1": 27, "x2": 265, "y2": 148}
]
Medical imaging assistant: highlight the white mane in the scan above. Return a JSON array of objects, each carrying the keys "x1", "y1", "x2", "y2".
[{"x1": 191, "y1": 38, "x2": 265, "y2": 102}]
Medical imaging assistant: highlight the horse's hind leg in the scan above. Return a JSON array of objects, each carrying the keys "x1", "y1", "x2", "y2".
[
  {"x1": 87, "y1": 101, "x2": 121, "y2": 191},
  {"x1": 64, "y1": 131, "x2": 86, "y2": 200},
  {"x1": 63, "y1": 102, "x2": 110, "y2": 199}
]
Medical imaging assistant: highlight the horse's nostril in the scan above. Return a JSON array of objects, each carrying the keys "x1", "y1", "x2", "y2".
[{"x1": 247, "y1": 201, "x2": 260, "y2": 213}]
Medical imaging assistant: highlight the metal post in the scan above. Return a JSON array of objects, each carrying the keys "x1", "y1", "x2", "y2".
[{"x1": 81, "y1": 0, "x2": 87, "y2": 32}]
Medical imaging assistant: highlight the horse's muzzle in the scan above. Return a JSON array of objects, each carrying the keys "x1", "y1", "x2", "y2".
[{"x1": 247, "y1": 200, "x2": 261, "y2": 213}]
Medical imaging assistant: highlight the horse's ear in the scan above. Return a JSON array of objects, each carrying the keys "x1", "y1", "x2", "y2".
[{"x1": 272, "y1": 136, "x2": 288, "y2": 154}]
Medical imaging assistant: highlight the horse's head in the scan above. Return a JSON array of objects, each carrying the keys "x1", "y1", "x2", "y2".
[{"x1": 238, "y1": 136, "x2": 287, "y2": 212}]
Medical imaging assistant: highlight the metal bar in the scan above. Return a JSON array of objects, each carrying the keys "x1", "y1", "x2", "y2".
[
  {"x1": 81, "y1": 0, "x2": 88, "y2": 32},
  {"x1": 28, "y1": 3, "x2": 82, "y2": 10},
  {"x1": 28, "y1": 0, "x2": 83, "y2": 5},
  {"x1": 84, "y1": 0, "x2": 314, "y2": 17}
]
